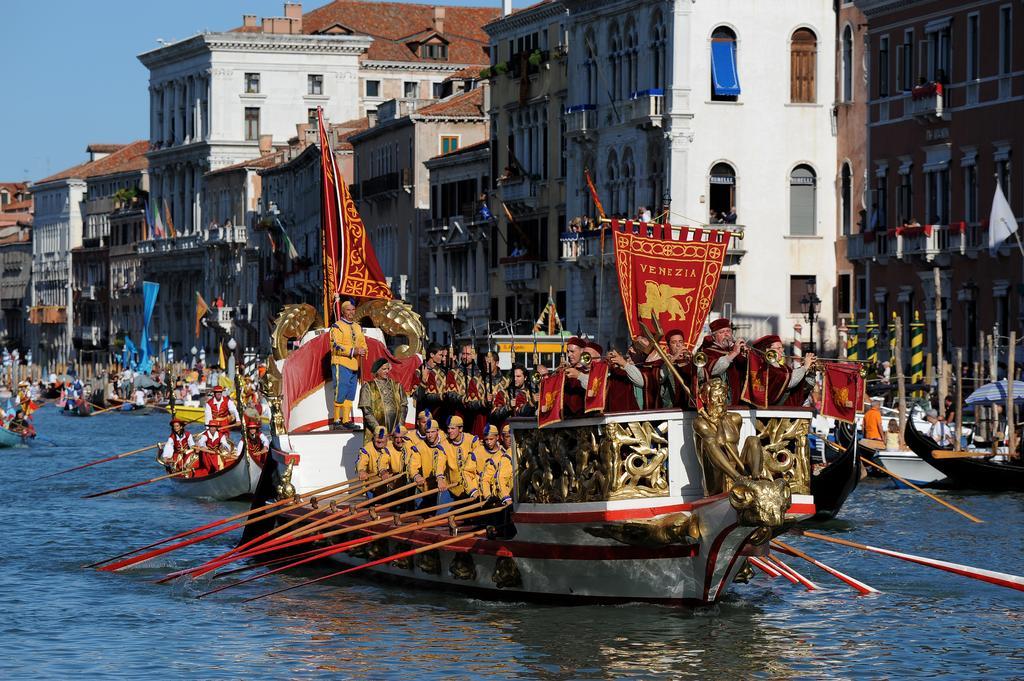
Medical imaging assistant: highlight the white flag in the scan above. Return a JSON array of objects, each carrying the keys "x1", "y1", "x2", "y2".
[{"x1": 988, "y1": 182, "x2": 1019, "y2": 256}]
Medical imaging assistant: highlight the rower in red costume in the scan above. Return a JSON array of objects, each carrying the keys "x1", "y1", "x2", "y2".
[
  {"x1": 235, "y1": 417, "x2": 270, "y2": 468},
  {"x1": 699, "y1": 318, "x2": 747, "y2": 405},
  {"x1": 160, "y1": 417, "x2": 197, "y2": 476},
  {"x1": 745, "y1": 334, "x2": 817, "y2": 407},
  {"x1": 203, "y1": 385, "x2": 239, "y2": 426},
  {"x1": 195, "y1": 418, "x2": 234, "y2": 474}
]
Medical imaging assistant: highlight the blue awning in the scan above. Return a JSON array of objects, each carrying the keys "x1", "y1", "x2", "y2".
[{"x1": 711, "y1": 41, "x2": 741, "y2": 96}]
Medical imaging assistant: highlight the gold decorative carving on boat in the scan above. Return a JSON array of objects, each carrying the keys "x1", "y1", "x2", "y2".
[
  {"x1": 270, "y1": 303, "x2": 320, "y2": 361},
  {"x1": 516, "y1": 420, "x2": 669, "y2": 503},
  {"x1": 391, "y1": 542, "x2": 413, "y2": 570},
  {"x1": 353, "y1": 299, "x2": 425, "y2": 359},
  {"x1": 492, "y1": 556, "x2": 522, "y2": 589},
  {"x1": 275, "y1": 460, "x2": 295, "y2": 500},
  {"x1": 585, "y1": 511, "x2": 702, "y2": 548},
  {"x1": 448, "y1": 552, "x2": 476, "y2": 580},
  {"x1": 416, "y1": 550, "x2": 441, "y2": 575},
  {"x1": 691, "y1": 379, "x2": 810, "y2": 536}
]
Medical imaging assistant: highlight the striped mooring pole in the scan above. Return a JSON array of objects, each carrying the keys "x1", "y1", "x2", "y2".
[
  {"x1": 866, "y1": 312, "x2": 879, "y2": 368},
  {"x1": 910, "y1": 310, "x2": 925, "y2": 393},
  {"x1": 846, "y1": 321, "x2": 859, "y2": 361},
  {"x1": 889, "y1": 311, "x2": 898, "y2": 361}
]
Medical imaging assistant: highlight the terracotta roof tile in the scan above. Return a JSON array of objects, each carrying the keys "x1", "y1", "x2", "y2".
[
  {"x1": 1, "y1": 199, "x2": 32, "y2": 214},
  {"x1": 302, "y1": 1, "x2": 498, "y2": 65},
  {"x1": 207, "y1": 151, "x2": 286, "y2": 176},
  {"x1": 444, "y1": 65, "x2": 483, "y2": 81},
  {"x1": 427, "y1": 137, "x2": 489, "y2": 161},
  {"x1": 36, "y1": 140, "x2": 149, "y2": 184},
  {"x1": 86, "y1": 143, "x2": 126, "y2": 154},
  {"x1": 415, "y1": 87, "x2": 485, "y2": 118},
  {"x1": 331, "y1": 116, "x2": 370, "y2": 141}
]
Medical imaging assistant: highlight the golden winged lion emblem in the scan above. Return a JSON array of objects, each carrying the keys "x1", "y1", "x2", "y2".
[
  {"x1": 637, "y1": 280, "x2": 695, "y2": 322},
  {"x1": 831, "y1": 385, "x2": 853, "y2": 408}
]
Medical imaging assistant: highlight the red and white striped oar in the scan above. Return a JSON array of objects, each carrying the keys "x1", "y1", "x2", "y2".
[
  {"x1": 749, "y1": 556, "x2": 783, "y2": 579},
  {"x1": 799, "y1": 530, "x2": 1024, "y2": 593},
  {"x1": 772, "y1": 539, "x2": 879, "y2": 596},
  {"x1": 765, "y1": 555, "x2": 820, "y2": 591}
]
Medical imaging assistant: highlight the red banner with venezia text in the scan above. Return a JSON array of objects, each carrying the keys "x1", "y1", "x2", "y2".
[
  {"x1": 613, "y1": 227, "x2": 728, "y2": 349},
  {"x1": 584, "y1": 360, "x2": 609, "y2": 413},
  {"x1": 318, "y1": 108, "x2": 392, "y2": 317},
  {"x1": 821, "y1": 362, "x2": 864, "y2": 424},
  {"x1": 537, "y1": 372, "x2": 565, "y2": 428}
]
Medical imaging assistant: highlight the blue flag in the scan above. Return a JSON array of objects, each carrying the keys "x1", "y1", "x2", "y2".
[{"x1": 139, "y1": 281, "x2": 160, "y2": 373}]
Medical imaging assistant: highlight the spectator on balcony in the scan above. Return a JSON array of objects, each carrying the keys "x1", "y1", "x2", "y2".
[
  {"x1": 215, "y1": 295, "x2": 224, "y2": 309},
  {"x1": 637, "y1": 206, "x2": 652, "y2": 223},
  {"x1": 723, "y1": 206, "x2": 737, "y2": 225}
]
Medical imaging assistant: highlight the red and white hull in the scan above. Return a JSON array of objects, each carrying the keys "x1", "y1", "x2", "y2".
[
  {"x1": 271, "y1": 408, "x2": 815, "y2": 605},
  {"x1": 168, "y1": 453, "x2": 263, "y2": 501}
]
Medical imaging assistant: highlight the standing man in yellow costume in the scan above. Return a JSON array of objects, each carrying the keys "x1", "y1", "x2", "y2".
[{"x1": 330, "y1": 298, "x2": 367, "y2": 430}]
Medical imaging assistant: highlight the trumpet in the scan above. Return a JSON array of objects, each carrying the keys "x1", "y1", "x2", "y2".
[
  {"x1": 580, "y1": 352, "x2": 593, "y2": 366},
  {"x1": 674, "y1": 349, "x2": 707, "y2": 368}
]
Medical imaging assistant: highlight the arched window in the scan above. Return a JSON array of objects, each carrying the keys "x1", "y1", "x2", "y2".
[
  {"x1": 624, "y1": 18, "x2": 639, "y2": 96},
  {"x1": 790, "y1": 165, "x2": 817, "y2": 235},
  {"x1": 790, "y1": 28, "x2": 817, "y2": 103},
  {"x1": 584, "y1": 29, "x2": 598, "y2": 105},
  {"x1": 650, "y1": 11, "x2": 666, "y2": 91},
  {"x1": 841, "y1": 162, "x2": 852, "y2": 236},
  {"x1": 648, "y1": 144, "x2": 665, "y2": 214},
  {"x1": 608, "y1": 22, "x2": 622, "y2": 101},
  {"x1": 842, "y1": 25, "x2": 853, "y2": 102},
  {"x1": 622, "y1": 148, "x2": 636, "y2": 215},
  {"x1": 709, "y1": 162, "x2": 736, "y2": 222},
  {"x1": 606, "y1": 150, "x2": 619, "y2": 216},
  {"x1": 711, "y1": 26, "x2": 740, "y2": 102}
]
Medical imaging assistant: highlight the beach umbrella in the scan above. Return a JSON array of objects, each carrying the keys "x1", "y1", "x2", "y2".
[
  {"x1": 964, "y1": 378, "x2": 1024, "y2": 405},
  {"x1": 133, "y1": 374, "x2": 161, "y2": 389}
]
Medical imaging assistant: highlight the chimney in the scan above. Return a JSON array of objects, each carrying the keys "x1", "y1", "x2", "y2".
[
  {"x1": 367, "y1": 109, "x2": 378, "y2": 128},
  {"x1": 259, "y1": 135, "x2": 273, "y2": 155},
  {"x1": 242, "y1": 14, "x2": 258, "y2": 28},
  {"x1": 284, "y1": 2, "x2": 303, "y2": 32},
  {"x1": 433, "y1": 6, "x2": 446, "y2": 34},
  {"x1": 502, "y1": 0, "x2": 512, "y2": 17}
]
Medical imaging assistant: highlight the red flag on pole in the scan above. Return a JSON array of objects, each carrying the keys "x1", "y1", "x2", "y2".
[
  {"x1": 584, "y1": 168, "x2": 606, "y2": 220},
  {"x1": 537, "y1": 372, "x2": 565, "y2": 428},
  {"x1": 821, "y1": 362, "x2": 863, "y2": 424},
  {"x1": 318, "y1": 107, "x2": 392, "y2": 325},
  {"x1": 613, "y1": 230, "x2": 728, "y2": 350},
  {"x1": 584, "y1": 360, "x2": 609, "y2": 414}
]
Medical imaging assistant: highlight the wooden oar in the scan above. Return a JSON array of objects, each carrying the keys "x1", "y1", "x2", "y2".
[
  {"x1": 87, "y1": 476, "x2": 363, "y2": 568},
  {"x1": 180, "y1": 482, "x2": 438, "y2": 580},
  {"x1": 98, "y1": 477, "x2": 374, "y2": 571},
  {"x1": 859, "y1": 456, "x2": 984, "y2": 524},
  {"x1": 764, "y1": 555, "x2": 819, "y2": 591},
  {"x1": 170, "y1": 477, "x2": 408, "y2": 581},
  {"x1": 932, "y1": 450, "x2": 993, "y2": 460},
  {"x1": 82, "y1": 468, "x2": 193, "y2": 499},
  {"x1": 199, "y1": 498, "x2": 481, "y2": 598},
  {"x1": 858, "y1": 438, "x2": 885, "y2": 451},
  {"x1": 243, "y1": 527, "x2": 490, "y2": 603},
  {"x1": 89, "y1": 403, "x2": 126, "y2": 416},
  {"x1": 33, "y1": 444, "x2": 160, "y2": 481},
  {"x1": 772, "y1": 539, "x2": 879, "y2": 595},
  {"x1": 208, "y1": 496, "x2": 472, "y2": 581},
  {"x1": 798, "y1": 530, "x2": 1024, "y2": 593}
]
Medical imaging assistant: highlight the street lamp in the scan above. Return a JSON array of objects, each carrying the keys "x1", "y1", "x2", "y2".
[
  {"x1": 799, "y1": 277, "x2": 821, "y2": 354},
  {"x1": 227, "y1": 338, "x2": 237, "y2": 379}
]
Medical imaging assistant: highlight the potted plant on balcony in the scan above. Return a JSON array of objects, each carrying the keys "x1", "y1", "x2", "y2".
[
  {"x1": 493, "y1": 61, "x2": 509, "y2": 75},
  {"x1": 528, "y1": 49, "x2": 543, "y2": 68}
]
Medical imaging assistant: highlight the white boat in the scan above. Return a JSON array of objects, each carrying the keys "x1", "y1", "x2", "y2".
[
  {"x1": 874, "y1": 449, "x2": 946, "y2": 486},
  {"x1": 263, "y1": 304, "x2": 817, "y2": 606},
  {"x1": 167, "y1": 451, "x2": 263, "y2": 500}
]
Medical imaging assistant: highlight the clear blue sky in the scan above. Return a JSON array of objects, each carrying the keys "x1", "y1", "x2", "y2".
[{"x1": 0, "y1": 0, "x2": 529, "y2": 183}]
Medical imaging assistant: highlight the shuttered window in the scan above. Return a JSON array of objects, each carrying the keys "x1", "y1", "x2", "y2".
[
  {"x1": 790, "y1": 29, "x2": 817, "y2": 103},
  {"x1": 790, "y1": 165, "x2": 817, "y2": 235}
]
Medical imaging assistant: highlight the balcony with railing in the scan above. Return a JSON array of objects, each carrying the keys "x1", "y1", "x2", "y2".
[
  {"x1": 560, "y1": 224, "x2": 746, "y2": 265},
  {"x1": 908, "y1": 82, "x2": 947, "y2": 120},
  {"x1": 626, "y1": 89, "x2": 664, "y2": 127},
  {"x1": 565, "y1": 105, "x2": 597, "y2": 137},
  {"x1": 137, "y1": 232, "x2": 204, "y2": 254},
  {"x1": 431, "y1": 289, "x2": 489, "y2": 318},
  {"x1": 206, "y1": 224, "x2": 248, "y2": 245},
  {"x1": 28, "y1": 306, "x2": 67, "y2": 325},
  {"x1": 361, "y1": 168, "x2": 411, "y2": 199},
  {"x1": 500, "y1": 257, "x2": 540, "y2": 289},
  {"x1": 73, "y1": 324, "x2": 106, "y2": 346},
  {"x1": 498, "y1": 175, "x2": 538, "y2": 209}
]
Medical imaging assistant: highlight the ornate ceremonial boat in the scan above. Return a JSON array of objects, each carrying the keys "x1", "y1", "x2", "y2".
[
  {"x1": 59, "y1": 400, "x2": 92, "y2": 417},
  {"x1": 166, "y1": 451, "x2": 263, "y2": 501},
  {"x1": 161, "y1": 404, "x2": 270, "y2": 424},
  {"x1": 258, "y1": 304, "x2": 816, "y2": 606},
  {"x1": 905, "y1": 419, "x2": 1024, "y2": 491}
]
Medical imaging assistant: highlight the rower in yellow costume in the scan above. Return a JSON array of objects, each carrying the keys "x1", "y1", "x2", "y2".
[
  {"x1": 356, "y1": 427, "x2": 392, "y2": 498},
  {"x1": 441, "y1": 415, "x2": 480, "y2": 499},
  {"x1": 330, "y1": 298, "x2": 367, "y2": 430},
  {"x1": 477, "y1": 424, "x2": 514, "y2": 505}
]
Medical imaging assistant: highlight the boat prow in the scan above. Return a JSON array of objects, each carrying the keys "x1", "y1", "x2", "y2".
[{"x1": 167, "y1": 453, "x2": 263, "y2": 501}]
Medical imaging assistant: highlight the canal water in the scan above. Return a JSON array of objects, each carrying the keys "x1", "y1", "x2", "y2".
[{"x1": 3, "y1": 406, "x2": 1023, "y2": 679}]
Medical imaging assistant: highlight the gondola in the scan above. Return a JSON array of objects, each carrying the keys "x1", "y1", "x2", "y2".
[
  {"x1": 904, "y1": 418, "x2": 1024, "y2": 491},
  {"x1": 809, "y1": 422, "x2": 861, "y2": 519},
  {"x1": 59, "y1": 400, "x2": 92, "y2": 417},
  {"x1": 166, "y1": 451, "x2": 263, "y2": 500},
  {"x1": 0, "y1": 424, "x2": 31, "y2": 447}
]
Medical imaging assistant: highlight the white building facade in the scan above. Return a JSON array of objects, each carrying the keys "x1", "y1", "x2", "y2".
[
  {"x1": 563, "y1": 0, "x2": 839, "y2": 350},
  {"x1": 138, "y1": 30, "x2": 371, "y2": 235}
]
